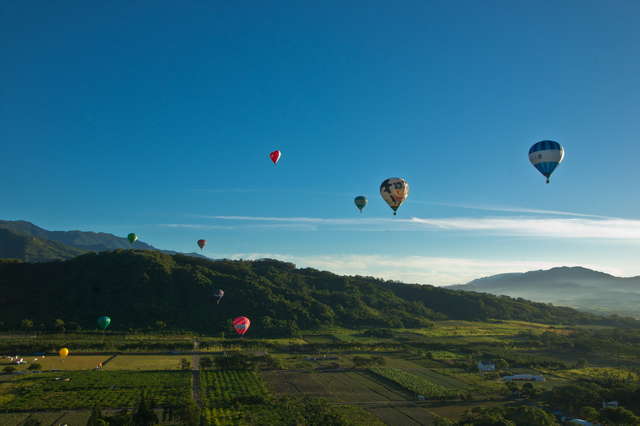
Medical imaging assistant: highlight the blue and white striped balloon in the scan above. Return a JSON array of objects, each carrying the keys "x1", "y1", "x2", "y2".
[{"x1": 529, "y1": 140, "x2": 564, "y2": 183}]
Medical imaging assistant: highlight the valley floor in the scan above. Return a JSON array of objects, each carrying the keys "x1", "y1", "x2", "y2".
[{"x1": 0, "y1": 320, "x2": 638, "y2": 425}]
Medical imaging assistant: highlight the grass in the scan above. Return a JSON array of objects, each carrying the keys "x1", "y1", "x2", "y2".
[
  {"x1": 104, "y1": 355, "x2": 184, "y2": 370},
  {"x1": 549, "y1": 366, "x2": 639, "y2": 382},
  {"x1": 370, "y1": 367, "x2": 459, "y2": 399}
]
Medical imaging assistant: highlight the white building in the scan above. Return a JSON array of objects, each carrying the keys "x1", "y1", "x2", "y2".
[{"x1": 477, "y1": 361, "x2": 496, "y2": 372}]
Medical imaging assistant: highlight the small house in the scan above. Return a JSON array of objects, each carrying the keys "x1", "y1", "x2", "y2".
[
  {"x1": 477, "y1": 361, "x2": 496, "y2": 372},
  {"x1": 602, "y1": 400, "x2": 619, "y2": 408}
]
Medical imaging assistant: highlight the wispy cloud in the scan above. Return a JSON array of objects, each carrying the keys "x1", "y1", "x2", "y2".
[
  {"x1": 431, "y1": 202, "x2": 614, "y2": 219},
  {"x1": 189, "y1": 214, "x2": 640, "y2": 240},
  {"x1": 161, "y1": 224, "x2": 235, "y2": 230},
  {"x1": 214, "y1": 252, "x2": 630, "y2": 285}
]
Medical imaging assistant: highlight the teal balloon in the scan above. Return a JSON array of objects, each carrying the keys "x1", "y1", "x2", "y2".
[
  {"x1": 97, "y1": 316, "x2": 111, "y2": 330},
  {"x1": 354, "y1": 196, "x2": 367, "y2": 212}
]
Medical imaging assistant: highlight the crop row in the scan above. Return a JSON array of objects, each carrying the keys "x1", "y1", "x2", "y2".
[
  {"x1": 202, "y1": 407, "x2": 244, "y2": 426},
  {"x1": 0, "y1": 371, "x2": 190, "y2": 410},
  {"x1": 369, "y1": 367, "x2": 458, "y2": 399},
  {"x1": 200, "y1": 370, "x2": 268, "y2": 407}
]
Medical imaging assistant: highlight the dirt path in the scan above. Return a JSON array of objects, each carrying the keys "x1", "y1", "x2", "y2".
[{"x1": 101, "y1": 353, "x2": 119, "y2": 367}]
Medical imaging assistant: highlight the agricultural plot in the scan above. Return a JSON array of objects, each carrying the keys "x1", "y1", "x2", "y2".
[
  {"x1": 368, "y1": 406, "x2": 435, "y2": 426},
  {"x1": 430, "y1": 368, "x2": 505, "y2": 396},
  {"x1": 200, "y1": 370, "x2": 268, "y2": 425},
  {"x1": 548, "y1": 366, "x2": 639, "y2": 382},
  {"x1": 104, "y1": 355, "x2": 183, "y2": 370},
  {"x1": 1, "y1": 355, "x2": 108, "y2": 371},
  {"x1": 0, "y1": 410, "x2": 91, "y2": 426},
  {"x1": 0, "y1": 371, "x2": 190, "y2": 410},
  {"x1": 302, "y1": 334, "x2": 337, "y2": 344},
  {"x1": 370, "y1": 368, "x2": 459, "y2": 399},
  {"x1": 263, "y1": 370, "x2": 412, "y2": 402}
]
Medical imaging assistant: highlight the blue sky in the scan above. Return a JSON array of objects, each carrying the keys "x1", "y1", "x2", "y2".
[{"x1": 2, "y1": 1, "x2": 640, "y2": 284}]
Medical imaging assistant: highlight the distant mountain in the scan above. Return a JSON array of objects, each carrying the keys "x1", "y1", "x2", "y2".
[
  {"x1": 0, "y1": 250, "x2": 633, "y2": 335},
  {"x1": 0, "y1": 220, "x2": 205, "y2": 261},
  {"x1": 0, "y1": 220, "x2": 155, "y2": 251},
  {"x1": 0, "y1": 228, "x2": 86, "y2": 262},
  {"x1": 447, "y1": 267, "x2": 640, "y2": 317}
]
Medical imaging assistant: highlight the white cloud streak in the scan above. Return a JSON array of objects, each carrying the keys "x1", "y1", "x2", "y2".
[
  {"x1": 189, "y1": 215, "x2": 640, "y2": 240},
  {"x1": 430, "y1": 202, "x2": 614, "y2": 219},
  {"x1": 215, "y1": 252, "x2": 630, "y2": 285}
]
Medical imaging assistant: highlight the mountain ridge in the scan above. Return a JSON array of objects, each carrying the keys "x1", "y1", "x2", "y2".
[
  {"x1": 447, "y1": 266, "x2": 640, "y2": 317},
  {"x1": 0, "y1": 219, "x2": 205, "y2": 261}
]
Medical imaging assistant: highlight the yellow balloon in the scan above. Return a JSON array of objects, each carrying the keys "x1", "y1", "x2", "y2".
[{"x1": 58, "y1": 348, "x2": 69, "y2": 358}]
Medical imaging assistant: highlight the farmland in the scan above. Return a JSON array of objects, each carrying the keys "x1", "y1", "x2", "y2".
[
  {"x1": 0, "y1": 370, "x2": 190, "y2": 411},
  {"x1": 369, "y1": 368, "x2": 459, "y2": 399},
  {"x1": 0, "y1": 319, "x2": 637, "y2": 425}
]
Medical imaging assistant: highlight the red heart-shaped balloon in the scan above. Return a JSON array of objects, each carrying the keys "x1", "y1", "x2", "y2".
[{"x1": 269, "y1": 150, "x2": 281, "y2": 164}]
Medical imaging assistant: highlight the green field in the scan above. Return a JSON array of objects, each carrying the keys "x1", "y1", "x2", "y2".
[
  {"x1": 369, "y1": 368, "x2": 459, "y2": 399},
  {"x1": 105, "y1": 355, "x2": 184, "y2": 370},
  {"x1": 0, "y1": 319, "x2": 638, "y2": 425},
  {"x1": 0, "y1": 371, "x2": 190, "y2": 410}
]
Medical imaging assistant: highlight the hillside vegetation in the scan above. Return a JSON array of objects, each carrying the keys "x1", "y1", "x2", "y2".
[
  {"x1": 0, "y1": 228, "x2": 86, "y2": 262},
  {"x1": 0, "y1": 250, "x2": 634, "y2": 335}
]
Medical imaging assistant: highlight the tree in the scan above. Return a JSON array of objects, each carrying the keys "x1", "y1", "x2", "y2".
[
  {"x1": 132, "y1": 392, "x2": 158, "y2": 426},
  {"x1": 495, "y1": 358, "x2": 509, "y2": 370},
  {"x1": 580, "y1": 406, "x2": 599, "y2": 422},
  {"x1": 154, "y1": 320, "x2": 166, "y2": 330},
  {"x1": 87, "y1": 405, "x2": 105, "y2": 426},
  {"x1": 575, "y1": 358, "x2": 588, "y2": 368},
  {"x1": 53, "y1": 318, "x2": 65, "y2": 333},
  {"x1": 3, "y1": 366, "x2": 16, "y2": 374},
  {"x1": 199, "y1": 357, "x2": 213, "y2": 369},
  {"x1": 20, "y1": 319, "x2": 34, "y2": 331},
  {"x1": 28, "y1": 363, "x2": 42, "y2": 370},
  {"x1": 180, "y1": 358, "x2": 191, "y2": 370},
  {"x1": 506, "y1": 406, "x2": 558, "y2": 426},
  {"x1": 177, "y1": 397, "x2": 200, "y2": 426},
  {"x1": 600, "y1": 407, "x2": 640, "y2": 425},
  {"x1": 432, "y1": 414, "x2": 455, "y2": 426}
]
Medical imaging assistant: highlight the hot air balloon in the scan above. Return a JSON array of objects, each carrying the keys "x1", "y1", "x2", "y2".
[
  {"x1": 97, "y1": 316, "x2": 111, "y2": 330},
  {"x1": 529, "y1": 140, "x2": 564, "y2": 184},
  {"x1": 269, "y1": 150, "x2": 281, "y2": 165},
  {"x1": 58, "y1": 348, "x2": 69, "y2": 359},
  {"x1": 354, "y1": 196, "x2": 367, "y2": 213},
  {"x1": 197, "y1": 239, "x2": 206, "y2": 251},
  {"x1": 232, "y1": 316, "x2": 250, "y2": 336},
  {"x1": 127, "y1": 233, "x2": 138, "y2": 245},
  {"x1": 215, "y1": 289, "x2": 224, "y2": 305},
  {"x1": 380, "y1": 178, "x2": 409, "y2": 215}
]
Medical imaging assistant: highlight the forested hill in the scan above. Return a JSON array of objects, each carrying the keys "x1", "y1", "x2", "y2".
[
  {"x1": 0, "y1": 220, "x2": 205, "y2": 262},
  {"x1": 0, "y1": 250, "x2": 634, "y2": 336},
  {"x1": 0, "y1": 220, "x2": 155, "y2": 251},
  {"x1": 0, "y1": 228, "x2": 86, "y2": 262}
]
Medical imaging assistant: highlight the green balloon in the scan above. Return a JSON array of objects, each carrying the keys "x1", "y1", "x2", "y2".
[
  {"x1": 127, "y1": 233, "x2": 137, "y2": 244},
  {"x1": 354, "y1": 196, "x2": 367, "y2": 212},
  {"x1": 97, "y1": 316, "x2": 111, "y2": 330}
]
